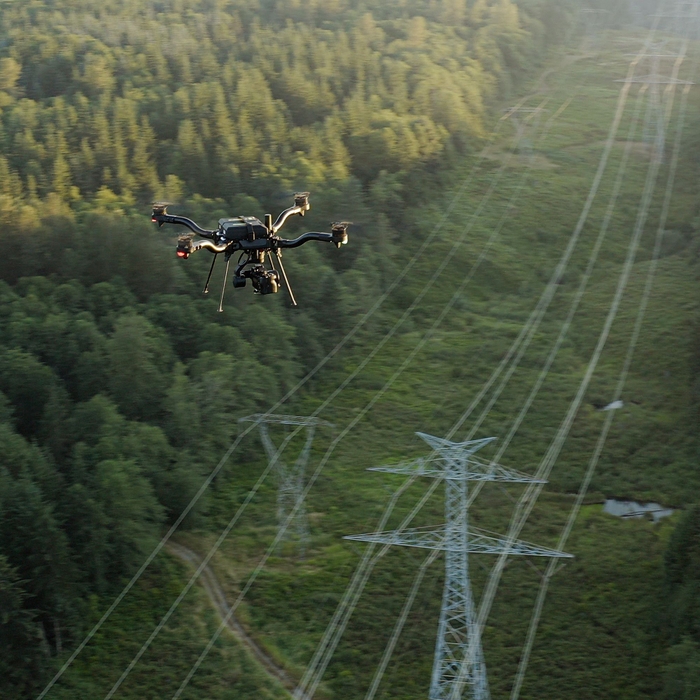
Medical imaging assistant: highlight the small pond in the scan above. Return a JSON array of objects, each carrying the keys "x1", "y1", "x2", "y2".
[{"x1": 603, "y1": 499, "x2": 674, "y2": 523}]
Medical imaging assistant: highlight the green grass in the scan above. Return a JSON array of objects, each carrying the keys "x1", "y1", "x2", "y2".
[
  {"x1": 202, "y1": 34, "x2": 700, "y2": 700},
  {"x1": 50, "y1": 556, "x2": 289, "y2": 700}
]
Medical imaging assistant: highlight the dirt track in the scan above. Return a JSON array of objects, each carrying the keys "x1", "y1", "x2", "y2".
[{"x1": 166, "y1": 541, "x2": 296, "y2": 693}]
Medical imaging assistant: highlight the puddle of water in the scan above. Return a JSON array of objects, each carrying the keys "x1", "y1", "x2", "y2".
[{"x1": 603, "y1": 499, "x2": 674, "y2": 523}]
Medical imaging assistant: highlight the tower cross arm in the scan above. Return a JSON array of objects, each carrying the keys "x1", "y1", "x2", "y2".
[
  {"x1": 238, "y1": 413, "x2": 334, "y2": 428},
  {"x1": 344, "y1": 525, "x2": 572, "y2": 558},
  {"x1": 368, "y1": 456, "x2": 546, "y2": 483},
  {"x1": 615, "y1": 76, "x2": 694, "y2": 84},
  {"x1": 345, "y1": 525, "x2": 448, "y2": 551},
  {"x1": 467, "y1": 527, "x2": 573, "y2": 558}
]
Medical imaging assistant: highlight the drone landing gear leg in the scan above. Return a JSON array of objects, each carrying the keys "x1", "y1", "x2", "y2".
[
  {"x1": 219, "y1": 255, "x2": 231, "y2": 313},
  {"x1": 203, "y1": 253, "x2": 218, "y2": 294},
  {"x1": 272, "y1": 250, "x2": 297, "y2": 307}
]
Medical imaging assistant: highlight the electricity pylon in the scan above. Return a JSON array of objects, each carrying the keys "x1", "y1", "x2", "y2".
[
  {"x1": 629, "y1": 0, "x2": 645, "y2": 26},
  {"x1": 579, "y1": 8, "x2": 609, "y2": 47},
  {"x1": 501, "y1": 106, "x2": 547, "y2": 160},
  {"x1": 345, "y1": 433, "x2": 572, "y2": 700},
  {"x1": 651, "y1": 2, "x2": 699, "y2": 35},
  {"x1": 617, "y1": 42, "x2": 694, "y2": 163},
  {"x1": 240, "y1": 414, "x2": 332, "y2": 553}
]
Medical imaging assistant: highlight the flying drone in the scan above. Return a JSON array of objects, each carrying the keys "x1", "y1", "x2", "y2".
[{"x1": 151, "y1": 192, "x2": 349, "y2": 309}]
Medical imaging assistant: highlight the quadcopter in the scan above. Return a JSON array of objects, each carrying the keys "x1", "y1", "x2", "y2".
[{"x1": 151, "y1": 192, "x2": 349, "y2": 308}]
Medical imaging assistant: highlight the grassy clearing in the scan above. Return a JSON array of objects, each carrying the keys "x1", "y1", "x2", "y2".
[{"x1": 194, "y1": 32, "x2": 700, "y2": 700}]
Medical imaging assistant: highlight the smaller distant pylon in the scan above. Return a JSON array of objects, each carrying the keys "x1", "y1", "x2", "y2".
[{"x1": 240, "y1": 414, "x2": 332, "y2": 554}]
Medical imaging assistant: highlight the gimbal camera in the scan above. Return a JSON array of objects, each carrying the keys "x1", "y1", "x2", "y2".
[{"x1": 151, "y1": 192, "x2": 349, "y2": 309}]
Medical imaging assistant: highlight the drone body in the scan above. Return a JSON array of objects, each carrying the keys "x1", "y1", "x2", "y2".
[{"x1": 151, "y1": 193, "x2": 349, "y2": 309}]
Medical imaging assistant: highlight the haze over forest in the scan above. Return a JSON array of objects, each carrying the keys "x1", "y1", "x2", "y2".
[{"x1": 1, "y1": 1, "x2": 700, "y2": 699}]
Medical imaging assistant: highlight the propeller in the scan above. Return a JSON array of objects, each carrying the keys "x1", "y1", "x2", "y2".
[
  {"x1": 151, "y1": 201, "x2": 178, "y2": 218},
  {"x1": 152, "y1": 201, "x2": 182, "y2": 228}
]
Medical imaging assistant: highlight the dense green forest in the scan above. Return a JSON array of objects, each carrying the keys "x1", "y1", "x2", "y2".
[{"x1": 1, "y1": 0, "x2": 700, "y2": 698}]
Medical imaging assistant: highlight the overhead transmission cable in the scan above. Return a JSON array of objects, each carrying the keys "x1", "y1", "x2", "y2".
[
  {"x1": 451, "y1": 19, "x2": 685, "y2": 700},
  {"x1": 435, "y1": 15, "x2": 665, "y2": 451},
  {"x1": 296, "y1": 23, "x2": 666, "y2": 698},
  {"x1": 351, "y1": 37, "x2": 649, "y2": 700},
  {"x1": 167, "y1": 102, "x2": 551, "y2": 698},
  {"x1": 85, "y1": 88, "x2": 547, "y2": 700},
  {"x1": 37, "y1": 76, "x2": 516, "y2": 700},
  {"x1": 510, "y1": 31, "x2": 699, "y2": 700},
  {"x1": 327, "y1": 14, "x2": 685, "y2": 699},
  {"x1": 462, "y1": 67, "x2": 651, "y2": 509},
  {"x1": 227, "y1": 39, "x2": 606, "y2": 699},
  {"x1": 461, "y1": 75, "x2": 667, "y2": 700},
  {"x1": 347, "y1": 19, "x2": 665, "y2": 700},
  {"x1": 293, "y1": 94, "x2": 577, "y2": 700},
  {"x1": 360, "y1": 62, "x2": 652, "y2": 700},
  {"x1": 288, "y1": 104, "x2": 590, "y2": 700}
]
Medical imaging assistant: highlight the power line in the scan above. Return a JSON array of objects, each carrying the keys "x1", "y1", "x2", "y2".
[
  {"x1": 356, "y1": 46, "x2": 655, "y2": 700},
  {"x1": 462, "y1": 66, "x2": 650, "y2": 513},
  {"x1": 453, "y1": 19, "x2": 681, "y2": 700},
  {"x1": 166, "y1": 91, "x2": 565, "y2": 698},
  {"x1": 279, "y1": 92, "x2": 580, "y2": 700},
  {"x1": 283, "y1": 42, "x2": 615, "y2": 700},
  {"x1": 342, "y1": 16, "x2": 668, "y2": 700},
  {"x1": 36, "y1": 76, "x2": 518, "y2": 700},
  {"x1": 509, "y1": 20, "x2": 699, "y2": 700},
  {"x1": 310, "y1": 12, "x2": 672, "y2": 692}
]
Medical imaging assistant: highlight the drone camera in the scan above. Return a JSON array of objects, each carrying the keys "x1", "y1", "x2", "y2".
[
  {"x1": 233, "y1": 275, "x2": 246, "y2": 288},
  {"x1": 294, "y1": 191, "x2": 310, "y2": 213},
  {"x1": 250, "y1": 269, "x2": 279, "y2": 295}
]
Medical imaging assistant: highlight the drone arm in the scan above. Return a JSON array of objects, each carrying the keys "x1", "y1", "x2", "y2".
[
  {"x1": 192, "y1": 239, "x2": 230, "y2": 254},
  {"x1": 272, "y1": 206, "x2": 305, "y2": 233},
  {"x1": 277, "y1": 226, "x2": 349, "y2": 249},
  {"x1": 176, "y1": 226, "x2": 349, "y2": 258},
  {"x1": 152, "y1": 213, "x2": 217, "y2": 238},
  {"x1": 271, "y1": 192, "x2": 311, "y2": 233}
]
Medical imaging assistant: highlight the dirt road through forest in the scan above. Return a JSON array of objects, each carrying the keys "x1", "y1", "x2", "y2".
[{"x1": 166, "y1": 541, "x2": 296, "y2": 693}]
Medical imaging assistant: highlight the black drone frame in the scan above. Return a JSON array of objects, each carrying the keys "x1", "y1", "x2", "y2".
[{"x1": 151, "y1": 192, "x2": 349, "y2": 309}]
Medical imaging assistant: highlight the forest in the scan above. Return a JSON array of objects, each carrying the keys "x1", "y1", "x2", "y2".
[{"x1": 1, "y1": 0, "x2": 700, "y2": 698}]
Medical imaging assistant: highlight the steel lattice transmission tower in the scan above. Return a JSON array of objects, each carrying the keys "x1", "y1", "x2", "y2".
[
  {"x1": 651, "y1": 2, "x2": 700, "y2": 36},
  {"x1": 240, "y1": 414, "x2": 332, "y2": 552},
  {"x1": 345, "y1": 433, "x2": 572, "y2": 700},
  {"x1": 617, "y1": 41, "x2": 694, "y2": 163},
  {"x1": 501, "y1": 106, "x2": 547, "y2": 161},
  {"x1": 579, "y1": 8, "x2": 609, "y2": 47}
]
